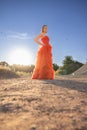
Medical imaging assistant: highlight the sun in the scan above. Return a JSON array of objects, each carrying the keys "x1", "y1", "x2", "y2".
[{"x1": 8, "y1": 48, "x2": 34, "y2": 65}]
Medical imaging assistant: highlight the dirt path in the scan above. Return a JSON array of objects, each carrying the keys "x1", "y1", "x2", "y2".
[{"x1": 0, "y1": 76, "x2": 87, "y2": 130}]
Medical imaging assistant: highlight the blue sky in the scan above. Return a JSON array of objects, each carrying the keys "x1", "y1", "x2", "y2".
[{"x1": 0, "y1": 0, "x2": 87, "y2": 66}]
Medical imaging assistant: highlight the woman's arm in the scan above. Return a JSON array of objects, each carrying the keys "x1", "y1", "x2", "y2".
[{"x1": 34, "y1": 33, "x2": 45, "y2": 46}]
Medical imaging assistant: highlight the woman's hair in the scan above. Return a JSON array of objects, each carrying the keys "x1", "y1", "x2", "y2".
[{"x1": 41, "y1": 25, "x2": 47, "y2": 32}]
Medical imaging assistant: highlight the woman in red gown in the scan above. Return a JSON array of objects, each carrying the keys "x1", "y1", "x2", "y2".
[{"x1": 31, "y1": 25, "x2": 54, "y2": 79}]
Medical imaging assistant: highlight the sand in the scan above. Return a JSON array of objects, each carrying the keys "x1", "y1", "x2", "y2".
[{"x1": 0, "y1": 76, "x2": 87, "y2": 130}]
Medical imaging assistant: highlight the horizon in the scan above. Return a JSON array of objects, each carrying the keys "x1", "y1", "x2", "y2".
[{"x1": 0, "y1": 55, "x2": 86, "y2": 67}]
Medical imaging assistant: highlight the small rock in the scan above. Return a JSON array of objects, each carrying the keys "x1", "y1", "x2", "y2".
[{"x1": 30, "y1": 127, "x2": 36, "y2": 130}]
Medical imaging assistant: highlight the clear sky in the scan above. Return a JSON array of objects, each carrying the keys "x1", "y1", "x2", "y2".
[{"x1": 0, "y1": 0, "x2": 87, "y2": 66}]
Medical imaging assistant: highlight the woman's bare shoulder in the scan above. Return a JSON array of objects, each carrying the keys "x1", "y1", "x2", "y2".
[
  {"x1": 34, "y1": 33, "x2": 45, "y2": 41},
  {"x1": 38, "y1": 33, "x2": 45, "y2": 38}
]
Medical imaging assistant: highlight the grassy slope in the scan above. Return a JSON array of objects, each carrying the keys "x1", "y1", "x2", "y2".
[{"x1": 0, "y1": 66, "x2": 20, "y2": 79}]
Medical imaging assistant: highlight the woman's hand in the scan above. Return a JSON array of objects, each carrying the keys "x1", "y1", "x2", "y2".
[
  {"x1": 41, "y1": 42, "x2": 46, "y2": 46},
  {"x1": 34, "y1": 33, "x2": 46, "y2": 46}
]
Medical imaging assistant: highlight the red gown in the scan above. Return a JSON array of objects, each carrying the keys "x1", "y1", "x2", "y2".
[{"x1": 31, "y1": 35, "x2": 54, "y2": 79}]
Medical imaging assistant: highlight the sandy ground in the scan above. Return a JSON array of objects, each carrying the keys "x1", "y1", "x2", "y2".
[{"x1": 0, "y1": 76, "x2": 87, "y2": 130}]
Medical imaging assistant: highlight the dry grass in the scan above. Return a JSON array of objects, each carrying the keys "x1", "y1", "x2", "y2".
[
  {"x1": 16, "y1": 71, "x2": 32, "y2": 77},
  {"x1": 0, "y1": 65, "x2": 11, "y2": 70},
  {"x1": 0, "y1": 65, "x2": 19, "y2": 79}
]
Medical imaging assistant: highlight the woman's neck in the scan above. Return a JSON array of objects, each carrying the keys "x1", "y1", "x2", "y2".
[{"x1": 42, "y1": 32, "x2": 47, "y2": 36}]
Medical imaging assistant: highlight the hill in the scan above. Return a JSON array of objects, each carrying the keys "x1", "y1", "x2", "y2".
[{"x1": 71, "y1": 63, "x2": 87, "y2": 77}]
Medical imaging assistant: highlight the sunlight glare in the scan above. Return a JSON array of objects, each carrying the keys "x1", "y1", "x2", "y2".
[{"x1": 9, "y1": 48, "x2": 34, "y2": 65}]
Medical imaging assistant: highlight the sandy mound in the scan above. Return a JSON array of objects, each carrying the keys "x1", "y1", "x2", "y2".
[{"x1": 71, "y1": 63, "x2": 87, "y2": 77}]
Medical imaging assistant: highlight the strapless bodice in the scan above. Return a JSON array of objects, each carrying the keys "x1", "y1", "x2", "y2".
[
  {"x1": 41, "y1": 35, "x2": 52, "y2": 48},
  {"x1": 41, "y1": 35, "x2": 50, "y2": 44}
]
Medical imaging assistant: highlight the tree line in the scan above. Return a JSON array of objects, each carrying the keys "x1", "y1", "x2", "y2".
[{"x1": 0, "y1": 55, "x2": 84, "y2": 75}]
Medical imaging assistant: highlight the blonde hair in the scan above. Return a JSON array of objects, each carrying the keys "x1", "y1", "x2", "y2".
[{"x1": 41, "y1": 25, "x2": 47, "y2": 32}]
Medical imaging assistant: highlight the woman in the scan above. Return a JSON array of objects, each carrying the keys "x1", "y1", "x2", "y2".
[{"x1": 31, "y1": 25, "x2": 54, "y2": 79}]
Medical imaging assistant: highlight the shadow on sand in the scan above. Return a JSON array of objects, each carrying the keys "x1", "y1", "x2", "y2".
[{"x1": 41, "y1": 78, "x2": 87, "y2": 93}]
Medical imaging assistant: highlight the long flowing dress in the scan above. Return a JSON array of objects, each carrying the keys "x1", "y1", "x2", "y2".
[{"x1": 31, "y1": 35, "x2": 54, "y2": 79}]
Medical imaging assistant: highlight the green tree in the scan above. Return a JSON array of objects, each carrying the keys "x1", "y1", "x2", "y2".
[
  {"x1": 53, "y1": 63, "x2": 59, "y2": 71},
  {"x1": 59, "y1": 56, "x2": 83, "y2": 75},
  {"x1": 63, "y1": 56, "x2": 74, "y2": 65}
]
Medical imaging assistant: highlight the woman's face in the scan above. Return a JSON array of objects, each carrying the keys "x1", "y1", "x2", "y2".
[{"x1": 43, "y1": 26, "x2": 48, "y2": 33}]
